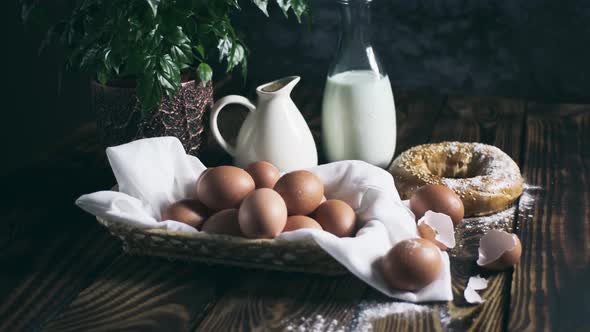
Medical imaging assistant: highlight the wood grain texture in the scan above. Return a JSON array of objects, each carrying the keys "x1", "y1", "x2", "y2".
[
  {"x1": 508, "y1": 104, "x2": 590, "y2": 332},
  {"x1": 372, "y1": 96, "x2": 526, "y2": 332},
  {"x1": 393, "y1": 91, "x2": 446, "y2": 157},
  {"x1": 195, "y1": 271, "x2": 366, "y2": 332},
  {"x1": 0, "y1": 228, "x2": 120, "y2": 331},
  {"x1": 0, "y1": 129, "x2": 119, "y2": 331},
  {"x1": 44, "y1": 256, "x2": 226, "y2": 332}
]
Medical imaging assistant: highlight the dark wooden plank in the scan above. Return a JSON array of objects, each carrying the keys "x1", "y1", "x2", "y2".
[
  {"x1": 193, "y1": 92, "x2": 445, "y2": 331},
  {"x1": 373, "y1": 96, "x2": 526, "y2": 332},
  {"x1": 393, "y1": 91, "x2": 447, "y2": 158},
  {"x1": 43, "y1": 256, "x2": 226, "y2": 332},
  {"x1": 0, "y1": 222, "x2": 121, "y2": 331},
  {"x1": 0, "y1": 129, "x2": 122, "y2": 330},
  {"x1": 195, "y1": 271, "x2": 365, "y2": 332},
  {"x1": 508, "y1": 104, "x2": 590, "y2": 331}
]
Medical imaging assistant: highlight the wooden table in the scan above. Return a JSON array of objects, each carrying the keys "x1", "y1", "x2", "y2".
[{"x1": 1, "y1": 84, "x2": 589, "y2": 331}]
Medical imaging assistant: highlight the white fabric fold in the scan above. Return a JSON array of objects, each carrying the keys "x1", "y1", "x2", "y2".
[{"x1": 76, "y1": 137, "x2": 452, "y2": 302}]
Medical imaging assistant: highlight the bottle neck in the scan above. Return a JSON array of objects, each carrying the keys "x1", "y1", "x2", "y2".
[
  {"x1": 329, "y1": 0, "x2": 384, "y2": 77},
  {"x1": 339, "y1": 0, "x2": 372, "y2": 47}
]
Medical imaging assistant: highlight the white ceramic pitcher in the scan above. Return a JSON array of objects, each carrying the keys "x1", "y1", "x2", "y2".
[{"x1": 210, "y1": 76, "x2": 318, "y2": 172}]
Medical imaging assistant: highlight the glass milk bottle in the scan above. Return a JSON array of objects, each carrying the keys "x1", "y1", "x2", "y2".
[{"x1": 322, "y1": 0, "x2": 396, "y2": 168}]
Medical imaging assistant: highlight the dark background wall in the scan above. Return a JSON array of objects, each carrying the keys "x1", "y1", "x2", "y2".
[
  {"x1": 4, "y1": 0, "x2": 590, "y2": 173},
  {"x1": 241, "y1": 0, "x2": 590, "y2": 101}
]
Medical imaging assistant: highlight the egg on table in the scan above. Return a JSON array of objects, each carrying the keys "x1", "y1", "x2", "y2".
[
  {"x1": 410, "y1": 184, "x2": 464, "y2": 225},
  {"x1": 381, "y1": 238, "x2": 442, "y2": 291}
]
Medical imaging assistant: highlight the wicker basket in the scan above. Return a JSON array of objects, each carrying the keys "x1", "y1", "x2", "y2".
[{"x1": 97, "y1": 217, "x2": 348, "y2": 275}]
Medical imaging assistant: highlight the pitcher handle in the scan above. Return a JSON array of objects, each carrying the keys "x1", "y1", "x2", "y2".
[{"x1": 210, "y1": 95, "x2": 256, "y2": 157}]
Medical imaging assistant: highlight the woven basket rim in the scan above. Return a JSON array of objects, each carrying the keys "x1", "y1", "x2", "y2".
[{"x1": 96, "y1": 216, "x2": 322, "y2": 248}]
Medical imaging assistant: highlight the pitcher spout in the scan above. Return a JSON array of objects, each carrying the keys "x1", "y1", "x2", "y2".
[{"x1": 257, "y1": 76, "x2": 300, "y2": 96}]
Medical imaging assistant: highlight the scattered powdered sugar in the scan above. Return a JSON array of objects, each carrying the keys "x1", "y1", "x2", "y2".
[
  {"x1": 519, "y1": 184, "x2": 539, "y2": 209},
  {"x1": 283, "y1": 301, "x2": 430, "y2": 332},
  {"x1": 462, "y1": 206, "x2": 516, "y2": 230},
  {"x1": 350, "y1": 301, "x2": 430, "y2": 331},
  {"x1": 285, "y1": 315, "x2": 345, "y2": 332}
]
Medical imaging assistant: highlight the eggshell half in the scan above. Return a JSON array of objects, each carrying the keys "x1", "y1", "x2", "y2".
[
  {"x1": 477, "y1": 230, "x2": 522, "y2": 270},
  {"x1": 417, "y1": 210, "x2": 456, "y2": 250}
]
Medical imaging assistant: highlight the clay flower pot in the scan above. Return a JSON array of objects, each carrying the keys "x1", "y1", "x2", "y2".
[{"x1": 91, "y1": 78, "x2": 213, "y2": 155}]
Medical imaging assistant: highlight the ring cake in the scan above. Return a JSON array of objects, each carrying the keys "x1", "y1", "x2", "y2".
[{"x1": 389, "y1": 142, "x2": 524, "y2": 216}]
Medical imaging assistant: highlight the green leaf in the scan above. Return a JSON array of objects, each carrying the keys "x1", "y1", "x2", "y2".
[
  {"x1": 168, "y1": 26, "x2": 190, "y2": 45},
  {"x1": 241, "y1": 57, "x2": 248, "y2": 81},
  {"x1": 104, "y1": 48, "x2": 120, "y2": 74},
  {"x1": 137, "y1": 72, "x2": 161, "y2": 113},
  {"x1": 252, "y1": 0, "x2": 269, "y2": 16},
  {"x1": 157, "y1": 54, "x2": 180, "y2": 95},
  {"x1": 146, "y1": 0, "x2": 160, "y2": 17},
  {"x1": 276, "y1": 0, "x2": 291, "y2": 18},
  {"x1": 194, "y1": 44, "x2": 205, "y2": 59},
  {"x1": 217, "y1": 36, "x2": 232, "y2": 61},
  {"x1": 227, "y1": 44, "x2": 245, "y2": 72},
  {"x1": 21, "y1": 0, "x2": 38, "y2": 23},
  {"x1": 226, "y1": 0, "x2": 240, "y2": 10},
  {"x1": 291, "y1": 0, "x2": 308, "y2": 22},
  {"x1": 79, "y1": 45, "x2": 100, "y2": 69},
  {"x1": 197, "y1": 63, "x2": 212, "y2": 86},
  {"x1": 38, "y1": 25, "x2": 57, "y2": 55},
  {"x1": 97, "y1": 70, "x2": 108, "y2": 85},
  {"x1": 170, "y1": 44, "x2": 192, "y2": 64}
]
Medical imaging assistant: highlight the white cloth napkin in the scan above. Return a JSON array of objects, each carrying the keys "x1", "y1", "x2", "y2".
[{"x1": 76, "y1": 137, "x2": 452, "y2": 302}]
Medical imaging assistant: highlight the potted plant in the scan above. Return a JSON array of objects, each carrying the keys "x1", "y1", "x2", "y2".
[{"x1": 21, "y1": 0, "x2": 309, "y2": 155}]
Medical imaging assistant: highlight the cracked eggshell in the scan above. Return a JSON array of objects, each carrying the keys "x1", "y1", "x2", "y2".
[
  {"x1": 417, "y1": 211, "x2": 456, "y2": 250},
  {"x1": 467, "y1": 275, "x2": 489, "y2": 290},
  {"x1": 464, "y1": 286, "x2": 485, "y2": 304},
  {"x1": 477, "y1": 230, "x2": 522, "y2": 270},
  {"x1": 464, "y1": 275, "x2": 489, "y2": 304}
]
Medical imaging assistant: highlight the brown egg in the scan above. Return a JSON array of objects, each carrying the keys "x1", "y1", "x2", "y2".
[
  {"x1": 195, "y1": 166, "x2": 255, "y2": 211},
  {"x1": 274, "y1": 170, "x2": 324, "y2": 215},
  {"x1": 283, "y1": 215, "x2": 323, "y2": 232},
  {"x1": 196, "y1": 168, "x2": 213, "y2": 189},
  {"x1": 246, "y1": 161, "x2": 281, "y2": 189},
  {"x1": 238, "y1": 188, "x2": 288, "y2": 239},
  {"x1": 201, "y1": 209, "x2": 243, "y2": 236},
  {"x1": 409, "y1": 184, "x2": 464, "y2": 225},
  {"x1": 381, "y1": 238, "x2": 443, "y2": 291},
  {"x1": 161, "y1": 199, "x2": 210, "y2": 229},
  {"x1": 477, "y1": 230, "x2": 522, "y2": 270},
  {"x1": 313, "y1": 200, "x2": 356, "y2": 237}
]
